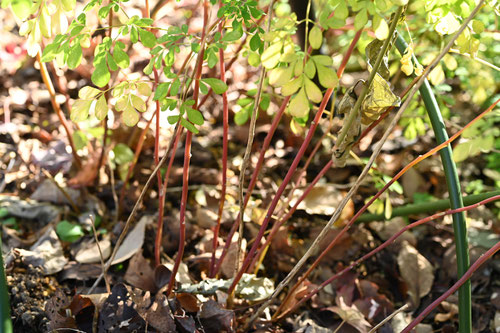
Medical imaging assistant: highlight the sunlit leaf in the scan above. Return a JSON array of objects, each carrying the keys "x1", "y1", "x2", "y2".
[
  {"x1": 71, "y1": 99, "x2": 92, "y2": 122},
  {"x1": 269, "y1": 65, "x2": 294, "y2": 87},
  {"x1": 288, "y1": 87, "x2": 309, "y2": 118},
  {"x1": 95, "y1": 95, "x2": 108, "y2": 120},
  {"x1": 201, "y1": 78, "x2": 228, "y2": 94},
  {"x1": 308, "y1": 25, "x2": 322, "y2": 49},
  {"x1": 131, "y1": 94, "x2": 146, "y2": 112},
  {"x1": 281, "y1": 75, "x2": 303, "y2": 96},
  {"x1": 261, "y1": 41, "x2": 283, "y2": 69},
  {"x1": 304, "y1": 76, "x2": 323, "y2": 103},
  {"x1": 317, "y1": 65, "x2": 338, "y2": 89},
  {"x1": 79, "y1": 86, "x2": 101, "y2": 99},
  {"x1": 373, "y1": 15, "x2": 389, "y2": 40},
  {"x1": 122, "y1": 103, "x2": 139, "y2": 126}
]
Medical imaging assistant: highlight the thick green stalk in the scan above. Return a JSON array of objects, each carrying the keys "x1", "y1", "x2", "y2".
[
  {"x1": 396, "y1": 34, "x2": 471, "y2": 332},
  {"x1": 357, "y1": 190, "x2": 500, "y2": 223},
  {"x1": 0, "y1": 237, "x2": 13, "y2": 333}
]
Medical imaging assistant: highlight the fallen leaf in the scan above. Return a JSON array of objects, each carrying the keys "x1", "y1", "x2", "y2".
[
  {"x1": 329, "y1": 296, "x2": 372, "y2": 333},
  {"x1": 31, "y1": 179, "x2": 81, "y2": 206},
  {"x1": 124, "y1": 250, "x2": 157, "y2": 292},
  {"x1": 75, "y1": 238, "x2": 111, "y2": 264},
  {"x1": 397, "y1": 241, "x2": 434, "y2": 307},
  {"x1": 17, "y1": 227, "x2": 68, "y2": 275},
  {"x1": 199, "y1": 300, "x2": 234, "y2": 333},
  {"x1": 112, "y1": 215, "x2": 150, "y2": 265}
]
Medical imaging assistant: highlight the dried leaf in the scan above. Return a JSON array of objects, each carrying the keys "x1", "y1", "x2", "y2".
[
  {"x1": 112, "y1": 215, "x2": 151, "y2": 265},
  {"x1": 199, "y1": 300, "x2": 234, "y2": 333},
  {"x1": 397, "y1": 241, "x2": 434, "y2": 307},
  {"x1": 329, "y1": 296, "x2": 372, "y2": 333}
]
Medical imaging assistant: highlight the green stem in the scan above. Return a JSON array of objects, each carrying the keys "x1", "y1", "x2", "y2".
[
  {"x1": 0, "y1": 236, "x2": 13, "y2": 333},
  {"x1": 334, "y1": 6, "x2": 402, "y2": 149},
  {"x1": 396, "y1": 34, "x2": 471, "y2": 333},
  {"x1": 357, "y1": 190, "x2": 500, "y2": 223}
]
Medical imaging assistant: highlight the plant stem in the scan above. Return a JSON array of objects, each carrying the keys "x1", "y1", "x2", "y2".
[
  {"x1": 0, "y1": 235, "x2": 13, "y2": 333},
  {"x1": 395, "y1": 9, "x2": 487, "y2": 324},
  {"x1": 333, "y1": 6, "x2": 403, "y2": 153},
  {"x1": 210, "y1": 1, "x2": 229, "y2": 277},
  {"x1": 36, "y1": 52, "x2": 82, "y2": 169},
  {"x1": 234, "y1": 0, "x2": 275, "y2": 280},
  {"x1": 212, "y1": 96, "x2": 289, "y2": 277},
  {"x1": 357, "y1": 190, "x2": 500, "y2": 222},
  {"x1": 166, "y1": 0, "x2": 209, "y2": 295}
]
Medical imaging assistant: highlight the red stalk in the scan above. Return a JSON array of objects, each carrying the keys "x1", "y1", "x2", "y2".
[
  {"x1": 210, "y1": 3, "x2": 229, "y2": 277},
  {"x1": 166, "y1": 0, "x2": 209, "y2": 295},
  {"x1": 212, "y1": 96, "x2": 290, "y2": 277}
]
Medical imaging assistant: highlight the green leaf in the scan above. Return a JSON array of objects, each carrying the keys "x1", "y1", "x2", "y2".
[
  {"x1": 317, "y1": 65, "x2": 338, "y2": 89},
  {"x1": 334, "y1": 0, "x2": 348, "y2": 20},
  {"x1": 354, "y1": 9, "x2": 368, "y2": 30},
  {"x1": 41, "y1": 42, "x2": 61, "y2": 62},
  {"x1": 71, "y1": 99, "x2": 92, "y2": 122},
  {"x1": 56, "y1": 220, "x2": 84, "y2": 243},
  {"x1": 72, "y1": 130, "x2": 87, "y2": 150},
  {"x1": 221, "y1": 27, "x2": 243, "y2": 42},
  {"x1": 113, "y1": 143, "x2": 134, "y2": 165},
  {"x1": 207, "y1": 49, "x2": 219, "y2": 68},
  {"x1": 308, "y1": 25, "x2": 323, "y2": 49},
  {"x1": 106, "y1": 52, "x2": 118, "y2": 71},
  {"x1": 234, "y1": 108, "x2": 249, "y2": 125},
  {"x1": 311, "y1": 55, "x2": 332, "y2": 67},
  {"x1": 201, "y1": 78, "x2": 228, "y2": 94},
  {"x1": 10, "y1": 0, "x2": 32, "y2": 20},
  {"x1": 180, "y1": 117, "x2": 198, "y2": 134},
  {"x1": 288, "y1": 87, "x2": 309, "y2": 118},
  {"x1": 113, "y1": 47, "x2": 130, "y2": 69},
  {"x1": 91, "y1": 62, "x2": 110, "y2": 87},
  {"x1": 167, "y1": 115, "x2": 179, "y2": 124},
  {"x1": 138, "y1": 28, "x2": 157, "y2": 48},
  {"x1": 130, "y1": 26, "x2": 139, "y2": 43},
  {"x1": 95, "y1": 94, "x2": 108, "y2": 120},
  {"x1": 170, "y1": 79, "x2": 181, "y2": 96},
  {"x1": 453, "y1": 141, "x2": 472, "y2": 162},
  {"x1": 249, "y1": 33, "x2": 261, "y2": 51},
  {"x1": 187, "y1": 108, "x2": 204, "y2": 125},
  {"x1": 153, "y1": 82, "x2": 169, "y2": 100}
]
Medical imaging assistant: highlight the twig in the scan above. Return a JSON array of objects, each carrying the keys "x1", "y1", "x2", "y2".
[
  {"x1": 36, "y1": 52, "x2": 82, "y2": 169},
  {"x1": 107, "y1": 159, "x2": 119, "y2": 225},
  {"x1": 89, "y1": 215, "x2": 111, "y2": 294},
  {"x1": 210, "y1": 0, "x2": 229, "y2": 278},
  {"x1": 368, "y1": 304, "x2": 409, "y2": 333},
  {"x1": 41, "y1": 169, "x2": 79, "y2": 213}
]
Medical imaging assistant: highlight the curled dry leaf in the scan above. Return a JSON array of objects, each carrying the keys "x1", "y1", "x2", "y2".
[
  {"x1": 397, "y1": 241, "x2": 434, "y2": 308},
  {"x1": 329, "y1": 296, "x2": 372, "y2": 333}
]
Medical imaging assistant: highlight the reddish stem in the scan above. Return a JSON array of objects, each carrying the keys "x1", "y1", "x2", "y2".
[
  {"x1": 166, "y1": 130, "x2": 193, "y2": 295},
  {"x1": 155, "y1": 125, "x2": 183, "y2": 266},
  {"x1": 166, "y1": 0, "x2": 209, "y2": 295},
  {"x1": 212, "y1": 96, "x2": 290, "y2": 277},
  {"x1": 210, "y1": 5, "x2": 229, "y2": 277},
  {"x1": 278, "y1": 195, "x2": 500, "y2": 319}
]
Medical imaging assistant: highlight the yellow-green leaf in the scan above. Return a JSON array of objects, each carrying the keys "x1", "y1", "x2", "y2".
[
  {"x1": 309, "y1": 25, "x2": 323, "y2": 49},
  {"x1": 261, "y1": 41, "x2": 283, "y2": 69},
  {"x1": 294, "y1": 60, "x2": 303, "y2": 77},
  {"x1": 131, "y1": 94, "x2": 146, "y2": 112},
  {"x1": 304, "y1": 59, "x2": 316, "y2": 79},
  {"x1": 304, "y1": 77, "x2": 323, "y2": 103},
  {"x1": 136, "y1": 82, "x2": 151, "y2": 97},
  {"x1": 373, "y1": 15, "x2": 389, "y2": 40},
  {"x1": 39, "y1": 6, "x2": 51, "y2": 38},
  {"x1": 317, "y1": 65, "x2": 338, "y2": 89},
  {"x1": 71, "y1": 99, "x2": 92, "y2": 122},
  {"x1": 79, "y1": 86, "x2": 101, "y2": 99},
  {"x1": 281, "y1": 75, "x2": 303, "y2": 96},
  {"x1": 288, "y1": 87, "x2": 309, "y2": 118},
  {"x1": 312, "y1": 55, "x2": 332, "y2": 67},
  {"x1": 435, "y1": 12, "x2": 460, "y2": 35},
  {"x1": 269, "y1": 65, "x2": 294, "y2": 87},
  {"x1": 123, "y1": 103, "x2": 139, "y2": 126},
  {"x1": 428, "y1": 64, "x2": 445, "y2": 85},
  {"x1": 95, "y1": 95, "x2": 108, "y2": 120}
]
